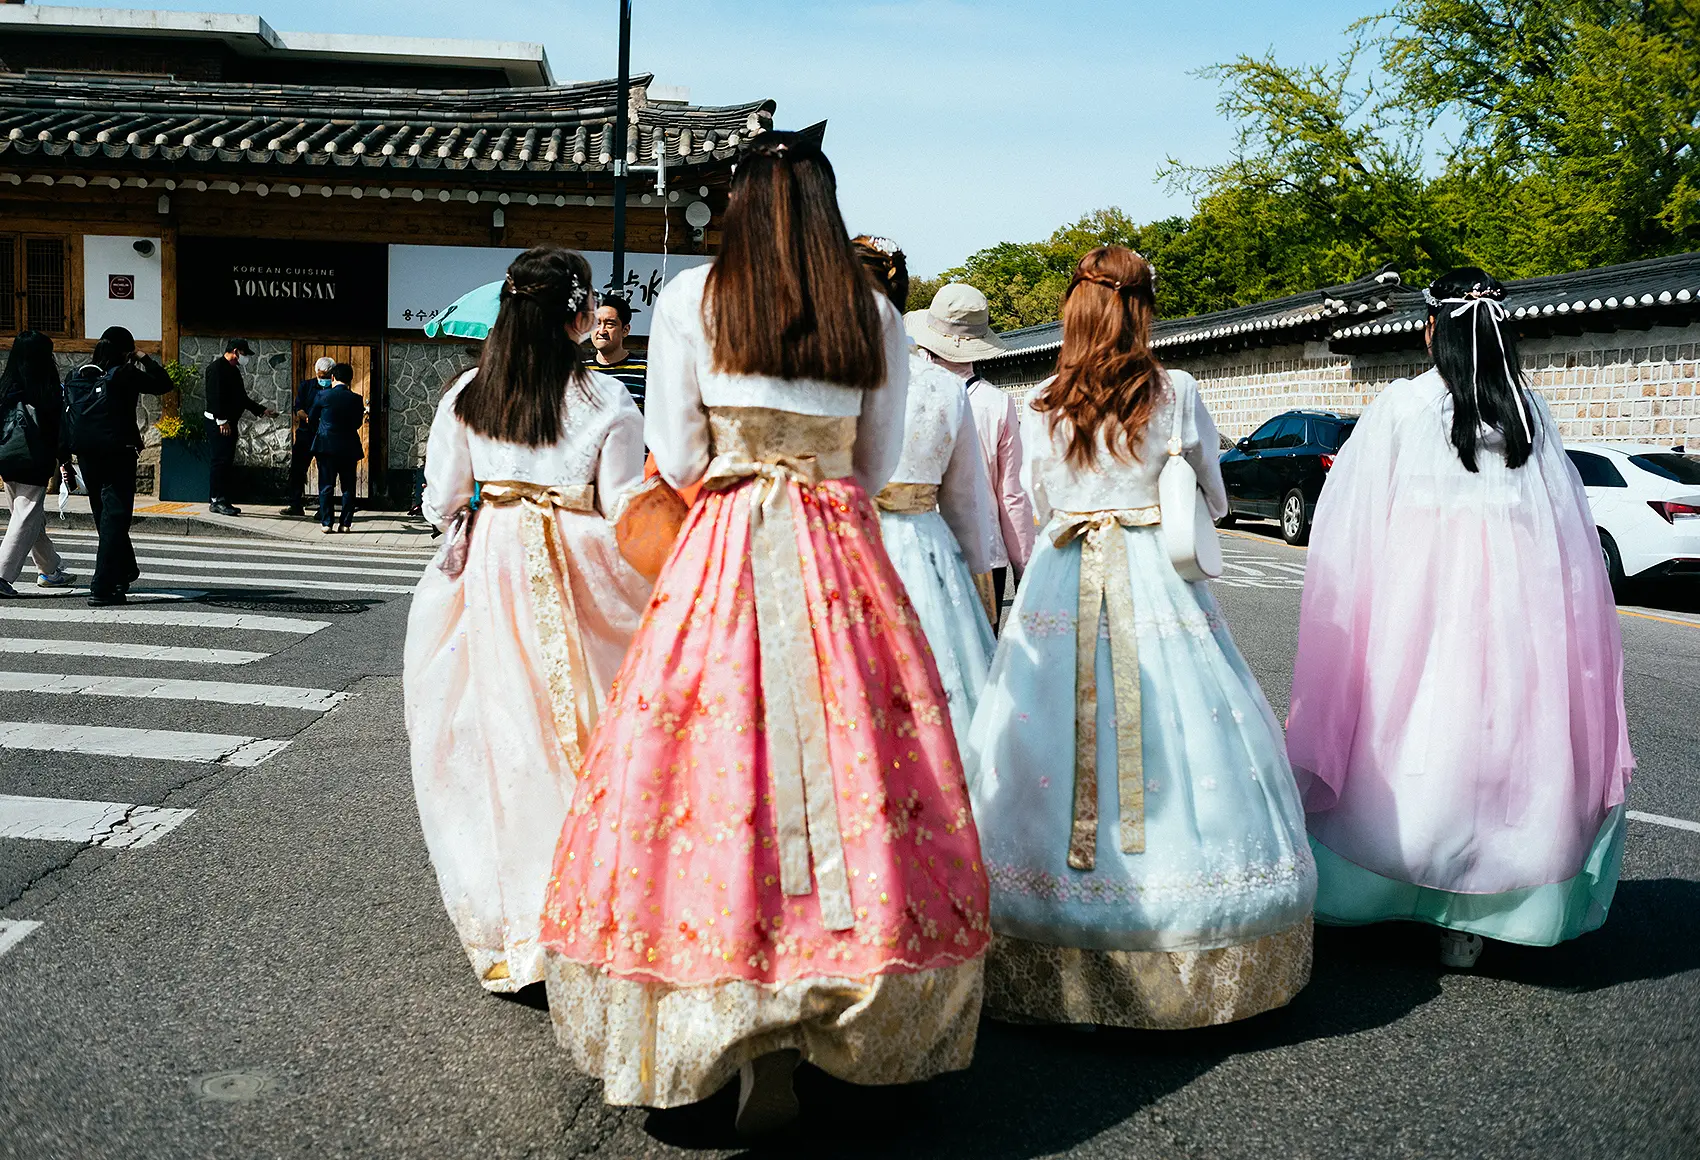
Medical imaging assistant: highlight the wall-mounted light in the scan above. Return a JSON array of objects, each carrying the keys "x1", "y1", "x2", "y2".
[
  {"x1": 492, "y1": 208, "x2": 506, "y2": 229},
  {"x1": 156, "y1": 194, "x2": 170, "y2": 215}
]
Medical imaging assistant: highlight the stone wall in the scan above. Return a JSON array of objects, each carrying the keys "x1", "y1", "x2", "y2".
[
  {"x1": 177, "y1": 336, "x2": 296, "y2": 469},
  {"x1": 386, "y1": 340, "x2": 480, "y2": 472},
  {"x1": 990, "y1": 323, "x2": 1700, "y2": 447}
]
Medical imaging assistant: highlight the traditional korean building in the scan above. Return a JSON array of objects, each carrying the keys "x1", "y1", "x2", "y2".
[
  {"x1": 979, "y1": 254, "x2": 1700, "y2": 447},
  {"x1": 0, "y1": 4, "x2": 785, "y2": 505}
]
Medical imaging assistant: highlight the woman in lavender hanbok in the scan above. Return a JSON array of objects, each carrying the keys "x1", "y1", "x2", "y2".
[
  {"x1": 852, "y1": 235, "x2": 998, "y2": 738},
  {"x1": 1287, "y1": 267, "x2": 1634, "y2": 968},
  {"x1": 404, "y1": 245, "x2": 653, "y2": 993},
  {"x1": 965, "y1": 246, "x2": 1314, "y2": 1029}
]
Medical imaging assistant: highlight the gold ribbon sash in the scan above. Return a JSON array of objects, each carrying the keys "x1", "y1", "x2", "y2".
[
  {"x1": 700, "y1": 407, "x2": 858, "y2": 932},
  {"x1": 480, "y1": 479, "x2": 597, "y2": 771},
  {"x1": 874, "y1": 481, "x2": 940, "y2": 514},
  {"x1": 1051, "y1": 506, "x2": 1160, "y2": 870}
]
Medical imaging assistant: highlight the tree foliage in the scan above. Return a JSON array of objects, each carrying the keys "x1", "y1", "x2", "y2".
[{"x1": 928, "y1": 0, "x2": 1700, "y2": 329}]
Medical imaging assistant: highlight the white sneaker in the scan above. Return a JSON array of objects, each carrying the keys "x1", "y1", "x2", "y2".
[
  {"x1": 36, "y1": 570, "x2": 74, "y2": 588},
  {"x1": 1439, "y1": 930, "x2": 1484, "y2": 969}
]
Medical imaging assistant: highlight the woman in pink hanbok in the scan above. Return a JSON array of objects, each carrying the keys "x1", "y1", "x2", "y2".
[
  {"x1": 405, "y1": 246, "x2": 652, "y2": 993},
  {"x1": 1287, "y1": 267, "x2": 1635, "y2": 969},
  {"x1": 538, "y1": 133, "x2": 990, "y2": 1135}
]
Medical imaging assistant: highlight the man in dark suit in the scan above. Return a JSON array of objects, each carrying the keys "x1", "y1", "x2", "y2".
[
  {"x1": 203, "y1": 337, "x2": 277, "y2": 517},
  {"x1": 309, "y1": 362, "x2": 365, "y2": 532},
  {"x1": 283, "y1": 356, "x2": 335, "y2": 516}
]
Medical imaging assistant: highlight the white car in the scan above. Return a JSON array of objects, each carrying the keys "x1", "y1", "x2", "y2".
[{"x1": 1565, "y1": 441, "x2": 1700, "y2": 591}]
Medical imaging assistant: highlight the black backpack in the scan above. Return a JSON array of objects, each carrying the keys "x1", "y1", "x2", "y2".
[
  {"x1": 63, "y1": 364, "x2": 131, "y2": 456},
  {"x1": 0, "y1": 388, "x2": 51, "y2": 480}
]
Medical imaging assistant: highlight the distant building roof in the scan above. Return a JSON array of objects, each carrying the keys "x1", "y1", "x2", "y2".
[
  {"x1": 0, "y1": 72, "x2": 775, "y2": 179},
  {"x1": 0, "y1": 4, "x2": 553, "y2": 86}
]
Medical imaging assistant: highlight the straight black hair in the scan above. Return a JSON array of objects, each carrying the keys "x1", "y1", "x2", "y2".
[
  {"x1": 1426, "y1": 267, "x2": 1535, "y2": 472},
  {"x1": 0, "y1": 330, "x2": 58, "y2": 400},
  {"x1": 454, "y1": 246, "x2": 593, "y2": 446},
  {"x1": 331, "y1": 362, "x2": 355, "y2": 385},
  {"x1": 90, "y1": 325, "x2": 135, "y2": 372}
]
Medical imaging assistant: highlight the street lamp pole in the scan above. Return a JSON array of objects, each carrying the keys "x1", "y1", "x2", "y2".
[{"x1": 611, "y1": 0, "x2": 632, "y2": 299}]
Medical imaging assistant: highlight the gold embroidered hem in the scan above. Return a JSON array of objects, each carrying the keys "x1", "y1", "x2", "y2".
[
  {"x1": 875, "y1": 481, "x2": 941, "y2": 513},
  {"x1": 982, "y1": 919, "x2": 1312, "y2": 1029},
  {"x1": 544, "y1": 955, "x2": 985, "y2": 1108}
]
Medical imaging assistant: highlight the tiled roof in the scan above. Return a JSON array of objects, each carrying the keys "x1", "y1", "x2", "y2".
[
  {"x1": 1331, "y1": 252, "x2": 1700, "y2": 342},
  {"x1": 0, "y1": 72, "x2": 774, "y2": 176}
]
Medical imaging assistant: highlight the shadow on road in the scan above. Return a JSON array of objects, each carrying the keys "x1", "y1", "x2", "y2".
[
  {"x1": 1474, "y1": 877, "x2": 1700, "y2": 992},
  {"x1": 643, "y1": 924, "x2": 1443, "y2": 1157}
]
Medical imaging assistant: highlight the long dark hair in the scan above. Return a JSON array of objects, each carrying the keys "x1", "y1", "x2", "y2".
[
  {"x1": 851, "y1": 235, "x2": 909, "y2": 313},
  {"x1": 1426, "y1": 267, "x2": 1535, "y2": 472},
  {"x1": 705, "y1": 132, "x2": 885, "y2": 389},
  {"x1": 90, "y1": 326, "x2": 135, "y2": 371},
  {"x1": 1035, "y1": 246, "x2": 1165, "y2": 468},
  {"x1": 455, "y1": 246, "x2": 592, "y2": 446},
  {"x1": 0, "y1": 331, "x2": 58, "y2": 400}
]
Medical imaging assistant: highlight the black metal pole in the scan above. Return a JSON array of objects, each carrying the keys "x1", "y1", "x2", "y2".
[{"x1": 611, "y1": 0, "x2": 631, "y2": 296}]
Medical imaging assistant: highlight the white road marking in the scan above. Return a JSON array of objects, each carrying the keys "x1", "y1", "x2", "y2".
[
  {"x1": 0, "y1": 919, "x2": 41, "y2": 958},
  {"x1": 0, "y1": 793, "x2": 195, "y2": 848},
  {"x1": 23, "y1": 589, "x2": 193, "y2": 603},
  {"x1": 52, "y1": 551, "x2": 424, "y2": 580},
  {"x1": 0, "y1": 672, "x2": 344, "y2": 712},
  {"x1": 0, "y1": 638, "x2": 266, "y2": 665},
  {"x1": 1628, "y1": 809, "x2": 1700, "y2": 835},
  {"x1": 0, "y1": 606, "x2": 328, "y2": 634},
  {"x1": 133, "y1": 573, "x2": 417, "y2": 596},
  {"x1": 50, "y1": 533, "x2": 438, "y2": 566},
  {"x1": 52, "y1": 529, "x2": 437, "y2": 559},
  {"x1": 0, "y1": 721, "x2": 289, "y2": 766}
]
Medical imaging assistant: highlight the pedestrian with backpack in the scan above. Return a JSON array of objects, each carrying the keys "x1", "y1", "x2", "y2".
[
  {"x1": 0, "y1": 331, "x2": 76, "y2": 596},
  {"x1": 204, "y1": 337, "x2": 277, "y2": 517},
  {"x1": 62, "y1": 326, "x2": 173, "y2": 606}
]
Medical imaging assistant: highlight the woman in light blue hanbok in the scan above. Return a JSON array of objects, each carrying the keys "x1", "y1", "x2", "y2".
[
  {"x1": 854, "y1": 236, "x2": 998, "y2": 738},
  {"x1": 964, "y1": 245, "x2": 1314, "y2": 1029}
]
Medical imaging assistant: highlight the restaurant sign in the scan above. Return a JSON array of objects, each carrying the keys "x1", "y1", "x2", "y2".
[{"x1": 179, "y1": 237, "x2": 387, "y2": 332}]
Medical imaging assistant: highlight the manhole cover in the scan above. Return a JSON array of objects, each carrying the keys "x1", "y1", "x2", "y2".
[
  {"x1": 192, "y1": 1069, "x2": 276, "y2": 1102},
  {"x1": 196, "y1": 596, "x2": 373, "y2": 615}
]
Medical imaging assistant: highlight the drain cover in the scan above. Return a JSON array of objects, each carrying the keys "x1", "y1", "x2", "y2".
[{"x1": 193, "y1": 1070, "x2": 276, "y2": 1102}]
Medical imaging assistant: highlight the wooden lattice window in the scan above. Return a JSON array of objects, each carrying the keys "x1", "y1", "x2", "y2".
[{"x1": 1, "y1": 234, "x2": 72, "y2": 336}]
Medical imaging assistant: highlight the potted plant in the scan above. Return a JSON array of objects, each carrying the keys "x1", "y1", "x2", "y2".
[{"x1": 156, "y1": 361, "x2": 211, "y2": 503}]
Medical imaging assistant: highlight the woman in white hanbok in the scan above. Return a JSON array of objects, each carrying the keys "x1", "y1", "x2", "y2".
[
  {"x1": 966, "y1": 246, "x2": 1314, "y2": 1029},
  {"x1": 404, "y1": 246, "x2": 652, "y2": 992},
  {"x1": 853, "y1": 236, "x2": 998, "y2": 737}
]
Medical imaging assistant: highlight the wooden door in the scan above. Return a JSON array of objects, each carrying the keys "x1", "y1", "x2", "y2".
[{"x1": 296, "y1": 342, "x2": 379, "y2": 498}]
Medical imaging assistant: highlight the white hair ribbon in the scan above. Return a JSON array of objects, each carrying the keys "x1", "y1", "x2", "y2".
[{"x1": 1431, "y1": 291, "x2": 1533, "y2": 444}]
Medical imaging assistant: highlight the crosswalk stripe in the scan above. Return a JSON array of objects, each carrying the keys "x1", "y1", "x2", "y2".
[
  {"x1": 0, "y1": 793, "x2": 195, "y2": 848},
  {"x1": 52, "y1": 529, "x2": 438, "y2": 559},
  {"x1": 0, "y1": 672, "x2": 344, "y2": 711},
  {"x1": 50, "y1": 533, "x2": 438, "y2": 566},
  {"x1": 0, "y1": 606, "x2": 329, "y2": 634},
  {"x1": 133, "y1": 573, "x2": 416, "y2": 595},
  {"x1": 1627, "y1": 809, "x2": 1700, "y2": 835},
  {"x1": 0, "y1": 919, "x2": 41, "y2": 959},
  {"x1": 0, "y1": 638, "x2": 266, "y2": 665},
  {"x1": 51, "y1": 551, "x2": 425, "y2": 580},
  {"x1": 0, "y1": 721, "x2": 288, "y2": 765}
]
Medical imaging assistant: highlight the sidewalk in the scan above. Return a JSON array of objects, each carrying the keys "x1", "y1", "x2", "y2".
[{"x1": 0, "y1": 493, "x2": 439, "y2": 549}]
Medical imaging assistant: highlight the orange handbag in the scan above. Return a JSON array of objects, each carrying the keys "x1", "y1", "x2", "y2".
[{"x1": 616, "y1": 472, "x2": 690, "y2": 580}]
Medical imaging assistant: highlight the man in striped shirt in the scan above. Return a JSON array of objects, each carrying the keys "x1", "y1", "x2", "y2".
[{"x1": 591, "y1": 294, "x2": 648, "y2": 411}]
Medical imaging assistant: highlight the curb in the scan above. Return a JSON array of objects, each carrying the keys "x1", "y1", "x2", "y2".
[{"x1": 40, "y1": 509, "x2": 302, "y2": 542}]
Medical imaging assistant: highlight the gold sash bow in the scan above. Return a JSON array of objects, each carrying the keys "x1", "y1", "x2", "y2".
[
  {"x1": 480, "y1": 480, "x2": 597, "y2": 770},
  {"x1": 700, "y1": 408, "x2": 858, "y2": 932},
  {"x1": 1051, "y1": 506, "x2": 1160, "y2": 870},
  {"x1": 874, "y1": 481, "x2": 940, "y2": 514}
]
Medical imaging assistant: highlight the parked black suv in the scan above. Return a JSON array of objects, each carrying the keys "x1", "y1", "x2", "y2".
[{"x1": 1218, "y1": 410, "x2": 1358, "y2": 545}]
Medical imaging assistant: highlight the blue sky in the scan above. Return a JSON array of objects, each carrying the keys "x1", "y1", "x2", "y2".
[{"x1": 50, "y1": 0, "x2": 1382, "y2": 273}]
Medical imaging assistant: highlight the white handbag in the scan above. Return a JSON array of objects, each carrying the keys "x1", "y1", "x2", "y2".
[{"x1": 1157, "y1": 378, "x2": 1223, "y2": 582}]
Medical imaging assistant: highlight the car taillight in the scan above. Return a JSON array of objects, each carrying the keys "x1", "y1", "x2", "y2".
[
  {"x1": 1648, "y1": 501, "x2": 1700, "y2": 523},
  {"x1": 1320, "y1": 454, "x2": 1335, "y2": 471}
]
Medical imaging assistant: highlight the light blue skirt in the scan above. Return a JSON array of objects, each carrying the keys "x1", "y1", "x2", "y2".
[
  {"x1": 878, "y1": 509, "x2": 995, "y2": 741},
  {"x1": 965, "y1": 522, "x2": 1315, "y2": 954}
]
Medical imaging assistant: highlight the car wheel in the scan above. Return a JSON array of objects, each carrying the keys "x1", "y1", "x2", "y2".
[
  {"x1": 1599, "y1": 528, "x2": 1628, "y2": 599},
  {"x1": 1215, "y1": 511, "x2": 1237, "y2": 529},
  {"x1": 1280, "y1": 489, "x2": 1310, "y2": 546}
]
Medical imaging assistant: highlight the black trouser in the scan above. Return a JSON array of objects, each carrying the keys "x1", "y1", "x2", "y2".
[
  {"x1": 316, "y1": 454, "x2": 358, "y2": 527},
  {"x1": 206, "y1": 418, "x2": 239, "y2": 503},
  {"x1": 79, "y1": 450, "x2": 139, "y2": 596},
  {"x1": 992, "y1": 567, "x2": 1009, "y2": 617},
  {"x1": 287, "y1": 431, "x2": 315, "y2": 503}
]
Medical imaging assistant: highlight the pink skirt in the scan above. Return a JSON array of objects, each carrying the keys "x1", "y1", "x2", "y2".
[{"x1": 539, "y1": 477, "x2": 990, "y2": 1106}]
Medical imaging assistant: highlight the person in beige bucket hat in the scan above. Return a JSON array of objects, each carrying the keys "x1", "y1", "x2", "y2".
[{"x1": 906, "y1": 284, "x2": 1034, "y2": 623}]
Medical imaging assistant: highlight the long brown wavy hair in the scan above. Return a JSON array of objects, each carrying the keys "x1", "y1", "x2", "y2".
[
  {"x1": 1033, "y1": 246, "x2": 1164, "y2": 467},
  {"x1": 704, "y1": 132, "x2": 885, "y2": 389}
]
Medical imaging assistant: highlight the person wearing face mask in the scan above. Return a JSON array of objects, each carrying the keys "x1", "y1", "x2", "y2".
[
  {"x1": 204, "y1": 337, "x2": 277, "y2": 517},
  {"x1": 283, "y1": 356, "x2": 336, "y2": 516},
  {"x1": 308, "y1": 362, "x2": 366, "y2": 533}
]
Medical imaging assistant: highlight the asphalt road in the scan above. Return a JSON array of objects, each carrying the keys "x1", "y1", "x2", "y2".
[{"x1": 0, "y1": 522, "x2": 1695, "y2": 1159}]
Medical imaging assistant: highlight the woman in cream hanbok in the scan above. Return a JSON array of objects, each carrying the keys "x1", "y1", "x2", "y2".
[
  {"x1": 405, "y1": 246, "x2": 652, "y2": 993},
  {"x1": 852, "y1": 235, "x2": 998, "y2": 737},
  {"x1": 966, "y1": 245, "x2": 1314, "y2": 1030},
  {"x1": 1287, "y1": 267, "x2": 1634, "y2": 969},
  {"x1": 538, "y1": 134, "x2": 990, "y2": 1135}
]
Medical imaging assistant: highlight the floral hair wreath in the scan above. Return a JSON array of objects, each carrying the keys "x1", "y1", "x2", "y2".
[
  {"x1": 1423, "y1": 281, "x2": 1506, "y2": 308},
  {"x1": 505, "y1": 271, "x2": 587, "y2": 312}
]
